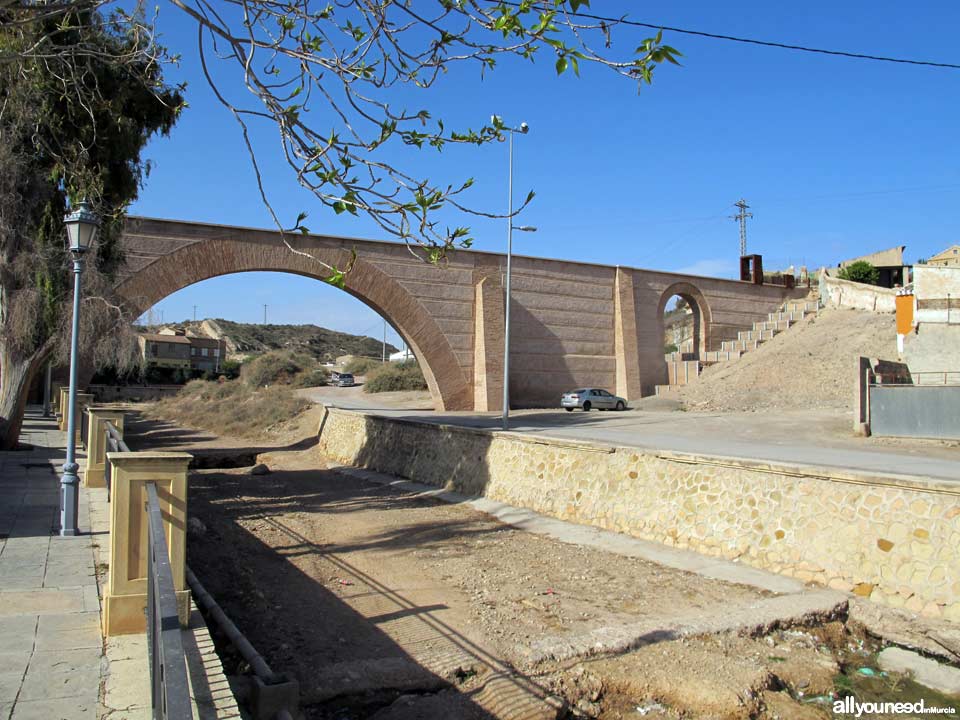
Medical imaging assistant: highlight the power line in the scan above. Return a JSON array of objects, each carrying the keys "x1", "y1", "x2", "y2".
[{"x1": 496, "y1": 2, "x2": 960, "y2": 70}]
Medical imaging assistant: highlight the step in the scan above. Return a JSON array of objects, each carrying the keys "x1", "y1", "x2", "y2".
[
  {"x1": 767, "y1": 311, "x2": 804, "y2": 323},
  {"x1": 753, "y1": 319, "x2": 791, "y2": 333},
  {"x1": 666, "y1": 360, "x2": 701, "y2": 386},
  {"x1": 781, "y1": 301, "x2": 818, "y2": 315},
  {"x1": 722, "y1": 338, "x2": 760, "y2": 353},
  {"x1": 738, "y1": 328, "x2": 776, "y2": 343},
  {"x1": 701, "y1": 349, "x2": 742, "y2": 363}
]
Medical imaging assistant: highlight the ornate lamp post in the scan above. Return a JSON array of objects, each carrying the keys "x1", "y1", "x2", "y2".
[{"x1": 60, "y1": 200, "x2": 100, "y2": 537}]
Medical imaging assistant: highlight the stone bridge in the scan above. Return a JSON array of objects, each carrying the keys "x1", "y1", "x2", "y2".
[{"x1": 118, "y1": 217, "x2": 807, "y2": 410}]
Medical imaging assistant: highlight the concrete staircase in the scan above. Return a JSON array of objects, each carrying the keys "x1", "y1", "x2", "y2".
[{"x1": 657, "y1": 297, "x2": 819, "y2": 397}]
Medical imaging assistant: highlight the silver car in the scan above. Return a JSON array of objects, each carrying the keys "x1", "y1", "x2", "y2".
[{"x1": 561, "y1": 388, "x2": 627, "y2": 412}]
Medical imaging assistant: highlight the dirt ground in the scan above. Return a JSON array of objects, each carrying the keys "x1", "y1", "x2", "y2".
[
  {"x1": 173, "y1": 440, "x2": 959, "y2": 720},
  {"x1": 673, "y1": 307, "x2": 897, "y2": 413}
]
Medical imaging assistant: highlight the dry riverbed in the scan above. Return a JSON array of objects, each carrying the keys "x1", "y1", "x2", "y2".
[{"x1": 176, "y1": 444, "x2": 960, "y2": 720}]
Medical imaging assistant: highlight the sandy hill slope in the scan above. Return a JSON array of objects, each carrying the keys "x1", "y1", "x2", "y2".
[{"x1": 676, "y1": 307, "x2": 897, "y2": 412}]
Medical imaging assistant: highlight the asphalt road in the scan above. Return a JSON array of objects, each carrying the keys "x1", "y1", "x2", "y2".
[{"x1": 299, "y1": 386, "x2": 959, "y2": 484}]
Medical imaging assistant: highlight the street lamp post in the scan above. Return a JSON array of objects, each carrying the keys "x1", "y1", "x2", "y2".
[
  {"x1": 60, "y1": 200, "x2": 100, "y2": 537},
  {"x1": 497, "y1": 118, "x2": 535, "y2": 431}
]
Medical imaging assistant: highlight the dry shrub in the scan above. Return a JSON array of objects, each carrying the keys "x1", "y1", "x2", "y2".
[
  {"x1": 147, "y1": 379, "x2": 311, "y2": 439},
  {"x1": 343, "y1": 356, "x2": 383, "y2": 376},
  {"x1": 363, "y1": 361, "x2": 427, "y2": 393},
  {"x1": 241, "y1": 350, "x2": 328, "y2": 388}
]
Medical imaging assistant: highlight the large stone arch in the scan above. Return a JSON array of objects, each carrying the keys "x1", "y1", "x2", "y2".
[
  {"x1": 656, "y1": 281, "x2": 713, "y2": 357},
  {"x1": 115, "y1": 237, "x2": 472, "y2": 411}
]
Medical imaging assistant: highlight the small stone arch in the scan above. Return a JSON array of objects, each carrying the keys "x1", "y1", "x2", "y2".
[
  {"x1": 115, "y1": 237, "x2": 472, "y2": 411},
  {"x1": 656, "y1": 281, "x2": 712, "y2": 358}
]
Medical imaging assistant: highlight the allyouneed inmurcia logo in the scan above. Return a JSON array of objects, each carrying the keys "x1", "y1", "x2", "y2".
[{"x1": 833, "y1": 697, "x2": 957, "y2": 717}]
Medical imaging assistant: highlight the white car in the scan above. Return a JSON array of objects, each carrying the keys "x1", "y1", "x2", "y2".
[{"x1": 560, "y1": 388, "x2": 627, "y2": 412}]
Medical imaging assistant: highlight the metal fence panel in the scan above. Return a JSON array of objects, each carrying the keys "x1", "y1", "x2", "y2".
[
  {"x1": 146, "y1": 483, "x2": 191, "y2": 720},
  {"x1": 870, "y1": 385, "x2": 960, "y2": 440}
]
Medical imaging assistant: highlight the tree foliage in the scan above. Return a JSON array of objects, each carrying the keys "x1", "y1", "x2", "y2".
[
  {"x1": 168, "y1": 0, "x2": 679, "y2": 272},
  {"x1": 0, "y1": 4, "x2": 183, "y2": 447},
  {"x1": 5, "y1": 1, "x2": 680, "y2": 281},
  {"x1": 837, "y1": 261, "x2": 880, "y2": 286}
]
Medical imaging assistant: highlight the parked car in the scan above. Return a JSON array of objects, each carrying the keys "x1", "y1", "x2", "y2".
[
  {"x1": 560, "y1": 388, "x2": 627, "y2": 412},
  {"x1": 334, "y1": 372, "x2": 355, "y2": 387}
]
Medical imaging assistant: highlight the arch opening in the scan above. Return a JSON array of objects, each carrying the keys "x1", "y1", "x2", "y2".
[
  {"x1": 656, "y1": 282, "x2": 712, "y2": 386},
  {"x1": 116, "y1": 236, "x2": 473, "y2": 411}
]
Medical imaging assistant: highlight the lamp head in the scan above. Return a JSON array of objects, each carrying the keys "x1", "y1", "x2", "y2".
[
  {"x1": 519, "y1": 122, "x2": 529, "y2": 133},
  {"x1": 64, "y1": 200, "x2": 100, "y2": 254}
]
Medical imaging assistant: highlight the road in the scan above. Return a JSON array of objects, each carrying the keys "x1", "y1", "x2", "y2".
[{"x1": 298, "y1": 385, "x2": 960, "y2": 484}]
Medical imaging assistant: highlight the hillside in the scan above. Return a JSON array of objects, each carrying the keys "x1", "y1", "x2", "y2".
[
  {"x1": 139, "y1": 319, "x2": 398, "y2": 362},
  {"x1": 674, "y1": 307, "x2": 897, "y2": 412}
]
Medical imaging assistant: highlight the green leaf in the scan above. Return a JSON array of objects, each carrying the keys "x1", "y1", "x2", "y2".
[
  {"x1": 325, "y1": 270, "x2": 346, "y2": 289},
  {"x1": 555, "y1": 56, "x2": 568, "y2": 75}
]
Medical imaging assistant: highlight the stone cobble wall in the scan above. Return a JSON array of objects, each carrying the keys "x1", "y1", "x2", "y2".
[{"x1": 317, "y1": 407, "x2": 960, "y2": 622}]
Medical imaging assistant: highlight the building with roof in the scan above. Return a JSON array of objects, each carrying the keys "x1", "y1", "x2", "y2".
[
  {"x1": 926, "y1": 244, "x2": 960, "y2": 268},
  {"x1": 836, "y1": 246, "x2": 908, "y2": 288},
  {"x1": 139, "y1": 327, "x2": 226, "y2": 374}
]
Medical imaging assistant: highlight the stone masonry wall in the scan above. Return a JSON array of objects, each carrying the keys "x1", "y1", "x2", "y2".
[{"x1": 317, "y1": 406, "x2": 960, "y2": 622}]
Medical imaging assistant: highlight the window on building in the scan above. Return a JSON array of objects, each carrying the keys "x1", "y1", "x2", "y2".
[
  {"x1": 213, "y1": 348, "x2": 220, "y2": 358},
  {"x1": 191, "y1": 347, "x2": 197, "y2": 356},
  {"x1": 201, "y1": 348, "x2": 209, "y2": 357}
]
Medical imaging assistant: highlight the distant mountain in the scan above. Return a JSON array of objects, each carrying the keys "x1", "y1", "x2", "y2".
[{"x1": 138, "y1": 319, "x2": 398, "y2": 362}]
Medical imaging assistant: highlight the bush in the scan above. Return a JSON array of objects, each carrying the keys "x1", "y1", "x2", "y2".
[
  {"x1": 363, "y1": 361, "x2": 427, "y2": 393},
  {"x1": 219, "y1": 359, "x2": 241, "y2": 380},
  {"x1": 344, "y1": 357, "x2": 384, "y2": 376},
  {"x1": 242, "y1": 350, "x2": 314, "y2": 388},
  {"x1": 837, "y1": 261, "x2": 880, "y2": 286},
  {"x1": 295, "y1": 368, "x2": 330, "y2": 388}
]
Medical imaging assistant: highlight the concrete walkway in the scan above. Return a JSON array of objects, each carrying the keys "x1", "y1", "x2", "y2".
[
  {"x1": 0, "y1": 408, "x2": 242, "y2": 720},
  {"x1": 0, "y1": 409, "x2": 101, "y2": 720}
]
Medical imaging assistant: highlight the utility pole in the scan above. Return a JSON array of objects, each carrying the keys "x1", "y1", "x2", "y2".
[
  {"x1": 192, "y1": 305, "x2": 197, "y2": 322},
  {"x1": 263, "y1": 304, "x2": 268, "y2": 325},
  {"x1": 730, "y1": 198, "x2": 753, "y2": 257}
]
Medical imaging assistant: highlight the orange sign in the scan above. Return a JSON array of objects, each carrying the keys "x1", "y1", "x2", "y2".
[{"x1": 896, "y1": 294, "x2": 914, "y2": 335}]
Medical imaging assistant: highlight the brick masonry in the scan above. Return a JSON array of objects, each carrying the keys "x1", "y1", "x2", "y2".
[
  {"x1": 316, "y1": 406, "x2": 960, "y2": 622},
  {"x1": 119, "y1": 217, "x2": 806, "y2": 410}
]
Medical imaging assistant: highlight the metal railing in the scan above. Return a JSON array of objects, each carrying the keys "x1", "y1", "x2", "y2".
[
  {"x1": 103, "y1": 421, "x2": 129, "y2": 502},
  {"x1": 870, "y1": 371, "x2": 960, "y2": 387},
  {"x1": 146, "y1": 482, "x2": 192, "y2": 720}
]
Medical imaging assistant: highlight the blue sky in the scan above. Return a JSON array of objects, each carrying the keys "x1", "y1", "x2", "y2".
[{"x1": 131, "y1": 1, "x2": 960, "y2": 342}]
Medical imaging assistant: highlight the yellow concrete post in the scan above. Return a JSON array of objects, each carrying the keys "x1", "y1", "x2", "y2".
[
  {"x1": 74, "y1": 393, "x2": 95, "y2": 443},
  {"x1": 57, "y1": 387, "x2": 70, "y2": 430},
  {"x1": 53, "y1": 385, "x2": 65, "y2": 413},
  {"x1": 103, "y1": 452, "x2": 192, "y2": 636},
  {"x1": 83, "y1": 408, "x2": 125, "y2": 488}
]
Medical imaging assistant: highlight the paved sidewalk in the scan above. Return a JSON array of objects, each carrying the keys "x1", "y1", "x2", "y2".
[{"x1": 0, "y1": 408, "x2": 101, "y2": 720}]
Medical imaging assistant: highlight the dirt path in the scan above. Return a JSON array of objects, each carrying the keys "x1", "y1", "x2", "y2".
[
  {"x1": 184, "y1": 452, "x2": 960, "y2": 720},
  {"x1": 184, "y1": 446, "x2": 815, "y2": 719}
]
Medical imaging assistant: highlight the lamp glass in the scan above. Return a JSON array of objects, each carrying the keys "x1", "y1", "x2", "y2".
[{"x1": 64, "y1": 200, "x2": 100, "y2": 253}]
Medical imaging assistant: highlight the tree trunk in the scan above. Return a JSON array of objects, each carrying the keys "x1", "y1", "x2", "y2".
[{"x1": 0, "y1": 344, "x2": 46, "y2": 450}]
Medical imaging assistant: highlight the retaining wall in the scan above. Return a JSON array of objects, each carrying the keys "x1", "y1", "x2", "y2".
[
  {"x1": 316, "y1": 406, "x2": 960, "y2": 622},
  {"x1": 820, "y1": 271, "x2": 897, "y2": 313}
]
